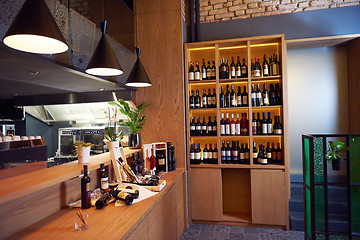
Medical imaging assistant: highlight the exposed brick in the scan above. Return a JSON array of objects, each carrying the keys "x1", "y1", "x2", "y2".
[
  {"x1": 304, "y1": 5, "x2": 329, "y2": 10},
  {"x1": 248, "y1": 2, "x2": 259, "y2": 8},
  {"x1": 293, "y1": 7, "x2": 305, "y2": 11},
  {"x1": 200, "y1": 0, "x2": 210, "y2": 6},
  {"x1": 251, "y1": 12, "x2": 266, "y2": 17},
  {"x1": 232, "y1": 0, "x2": 243, "y2": 5},
  {"x1": 344, "y1": 0, "x2": 359, "y2": 3},
  {"x1": 228, "y1": 4, "x2": 248, "y2": 11},
  {"x1": 332, "y1": 0, "x2": 343, "y2": 3},
  {"x1": 337, "y1": 1, "x2": 359, "y2": 5},
  {"x1": 224, "y1": 1, "x2": 233, "y2": 7},
  {"x1": 245, "y1": 7, "x2": 266, "y2": 14},
  {"x1": 281, "y1": 0, "x2": 291, "y2": 4},
  {"x1": 200, "y1": 10, "x2": 208, "y2": 16},
  {"x1": 259, "y1": 1, "x2": 275, "y2": 7},
  {"x1": 298, "y1": 1, "x2": 309, "y2": 7},
  {"x1": 213, "y1": 3, "x2": 224, "y2": 9},
  {"x1": 263, "y1": 9, "x2": 292, "y2": 15},
  {"x1": 330, "y1": 3, "x2": 338, "y2": 7},
  {"x1": 278, "y1": 3, "x2": 297, "y2": 9},
  {"x1": 202, "y1": 5, "x2": 213, "y2": 11},
  {"x1": 243, "y1": 0, "x2": 261, "y2": 3},
  {"x1": 205, "y1": 15, "x2": 215, "y2": 21},
  {"x1": 235, "y1": 9, "x2": 246, "y2": 15},
  {"x1": 210, "y1": 0, "x2": 227, "y2": 5},
  {"x1": 310, "y1": 0, "x2": 330, "y2": 6},
  {"x1": 200, "y1": 16, "x2": 205, "y2": 22},
  {"x1": 266, "y1": 5, "x2": 277, "y2": 11},
  {"x1": 215, "y1": 11, "x2": 235, "y2": 19},
  {"x1": 232, "y1": 15, "x2": 251, "y2": 19},
  {"x1": 209, "y1": 8, "x2": 228, "y2": 15},
  {"x1": 291, "y1": 0, "x2": 306, "y2": 2}
]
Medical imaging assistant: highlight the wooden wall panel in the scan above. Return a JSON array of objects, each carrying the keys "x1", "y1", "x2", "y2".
[
  {"x1": 135, "y1": 0, "x2": 186, "y2": 170},
  {"x1": 348, "y1": 38, "x2": 360, "y2": 133}
]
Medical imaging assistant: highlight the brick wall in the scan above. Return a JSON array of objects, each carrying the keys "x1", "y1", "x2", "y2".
[
  {"x1": 59, "y1": 0, "x2": 90, "y2": 19},
  {"x1": 200, "y1": 0, "x2": 360, "y2": 22}
]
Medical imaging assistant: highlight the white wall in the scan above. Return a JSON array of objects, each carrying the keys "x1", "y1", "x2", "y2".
[{"x1": 287, "y1": 46, "x2": 349, "y2": 175}]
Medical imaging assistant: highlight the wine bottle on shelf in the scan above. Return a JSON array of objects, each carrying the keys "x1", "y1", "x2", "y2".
[
  {"x1": 206, "y1": 61, "x2": 211, "y2": 79},
  {"x1": 225, "y1": 59, "x2": 230, "y2": 79},
  {"x1": 203, "y1": 144, "x2": 208, "y2": 164},
  {"x1": 201, "y1": 59, "x2": 207, "y2": 80},
  {"x1": 254, "y1": 58, "x2": 261, "y2": 77},
  {"x1": 219, "y1": 59, "x2": 224, "y2": 79},
  {"x1": 252, "y1": 112, "x2": 257, "y2": 135},
  {"x1": 236, "y1": 56, "x2": 241, "y2": 78},
  {"x1": 239, "y1": 143, "x2": 245, "y2": 164},
  {"x1": 271, "y1": 143, "x2": 277, "y2": 163},
  {"x1": 220, "y1": 87, "x2": 225, "y2": 108},
  {"x1": 245, "y1": 143, "x2": 250, "y2": 164},
  {"x1": 195, "y1": 90, "x2": 201, "y2": 108},
  {"x1": 189, "y1": 61, "x2": 195, "y2": 81},
  {"x1": 211, "y1": 61, "x2": 216, "y2": 79},
  {"x1": 190, "y1": 144, "x2": 195, "y2": 164},
  {"x1": 225, "y1": 113, "x2": 230, "y2": 136},
  {"x1": 267, "y1": 112, "x2": 273, "y2": 134},
  {"x1": 235, "y1": 141, "x2": 241, "y2": 164},
  {"x1": 261, "y1": 144, "x2": 268, "y2": 165},
  {"x1": 213, "y1": 116, "x2": 217, "y2": 136},
  {"x1": 257, "y1": 145, "x2": 262, "y2": 164},
  {"x1": 99, "y1": 163, "x2": 109, "y2": 192},
  {"x1": 262, "y1": 112, "x2": 268, "y2": 135},
  {"x1": 190, "y1": 90, "x2": 195, "y2": 109},
  {"x1": 241, "y1": 58, "x2": 248, "y2": 78},
  {"x1": 202, "y1": 89, "x2": 207, "y2": 108},
  {"x1": 230, "y1": 85, "x2": 236, "y2": 107},
  {"x1": 225, "y1": 84, "x2": 231, "y2": 108},
  {"x1": 231, "y1": 57, "x2": 236, "y2": 79},
  {"x1": 225, "y1": 141, "x2": 231, "y2": 164},
  {"x1": 230, "y1": 114, "x2": 236, "y2": 136},
  {"x1": 269, "y1": 56, "x2": 273, "y2": 76},
  {"x1": 262, "y1": 83, "x2": 269, "y2": 106},
  {"x1": 240, "y1": 113, "x2": 249, "y2": 136},
  {"x1": 207, "y1": 89, "x2": 212, "y2": 108},
  {"x1": 253, "y1": 142, "x2": 258, "y2": 164},
  {"x1": 195, "y1": 143, "x2": 201, "y2": 164},
  {"x1": 231, "y1": 141, "x2": 236, "y2": 164},
  {"x1": 235, "y1": 113, "x2": 241, "y2": 136},
  {"x1": 201, "y1": 116, "x2": 207, "y2": 136},
  {"x1": 208, "y1": 144, "x2": 213, "y2": 164},
  {"x1": 269, "y1": 83, "x2": 276, "y2": 105},
  {"x1": 242, "y1": 86, "x2": 248, "y2": 107},
  {"x1": 207, "y1": 116, "x2": 213, "y2": 136},
  {"x1": 150, "y1": 148, "x2": 157, "y2": 170},
  {"x1": 263, "y1": 54, "x2": 269, "y2": 77},
  {"x1": 212, "y1": 88, "x2": 217, "y2": 108},
  {"x1": 251, "y1": 84, "x2": 256, "y2": 107},
  {"x1": 220, "y1": 113, "x2": 226, "y2": 136},
  {"x1": 81, "y1": 165, "x2": 91, "y2": 209},
  {"x1": 256, "y1": 84, "x2": 262, "y2": 106},
  {"x1": 274, "y1": 54, "x2": 280, "y2": 76},
  {"x1": 275, "y1": 83, "x2": 282, "y2": 105},
  {"x1": 195, "y1": 61, "x2": 201, "y2": 81},
  {"x1": 251, "y1": 59, "x2": 255, "y2": 77},
  {"x1": 266, "y1": 142, "x2": 272, "y2": 164},
  {"x1": 156, "y1": 151, "x2": 166, "y2": 172},
  {"x1": 256, "y1": 112, "x2": 262, "y2": 135},
  {"x1": 276, "y1": 143, "x2": 282, "y2": 164},
  {"x1": 237, "y1": 86, "x2": 242, "y2": 107},
  {"x1": 213, "y1": 143, "x2": 218, "y2": 164},
  {"x1": 221, "y1": 141, "x2": 226, "y2": 164},
  {"x1": 274, "y1": 116, "x2": 283, "y2": 135},
  {"x1": 195, "y1": 117, "x2": 202, "y2": 136}
]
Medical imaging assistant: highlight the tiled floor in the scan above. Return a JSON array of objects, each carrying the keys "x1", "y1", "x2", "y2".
[{"x1": 180, "y1": 224, "x2": 304, "y2": 240}]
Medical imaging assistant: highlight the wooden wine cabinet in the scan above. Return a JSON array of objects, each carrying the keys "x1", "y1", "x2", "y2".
[{"x1": 184, "y1": 34, "x2": 290, "y2": 229}]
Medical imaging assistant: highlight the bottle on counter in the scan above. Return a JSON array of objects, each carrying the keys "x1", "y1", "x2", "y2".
[
  {"x1": 81, "y1": 165, "x2": 91, "y2": 209},
  {"x1": 99, "y1": 163, "x2": 108, "y2": 192}
]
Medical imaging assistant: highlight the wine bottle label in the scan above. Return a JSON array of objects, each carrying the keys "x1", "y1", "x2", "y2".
[
  {"x1": 212, "y1": 97, "x2": 216, "y2": 106},
  {"x1": 221, "y1": 150, "x2": 226, "y2": 157},
  {"x1": 117, "y1": 191, "x2": 130, "y2": 200},
  {"x1": 101, "y1": 177, "x2": 109, "y2": 190},
  {"x1": 237, "y1": 96, "x2": 242, "y2": 106},
  {"x1": 231, "y1": 124, "x2": 236, "y2": 135},
  {"x1": 240, "y1": 152, "x2": 245, "y2": 159},
  {"x1": 254, "y1": 70, "x2": 261, "y2": 77},
  {"x1": 243, "y1": 96, "x2": 248, "y2": 105},
  {"x1": 203, "y1": 98, "x2": 207, "y2": 106},
  {"x1": 252, "y1": 126, "x2": 257, "y2": 135},
  {"x1": 253, "y1": 152, "x2": 258, "y2": 158},
  {"x1": 190, "y1": 152, "x2": 194, "y2": 160},
  {"x1": 190, "y1": 103, "x2": 194, "y2": 108},
  {"x1": 273, "y1": 67, "x2": 278, "y2": 76},
  {"x1": 195, "y1": 152, "x2": 201, "y2": 160},
  {"x1": 267, "y1": 153, "x2": 272, "y2": 159},
  {"x1": 275, "y1": 129, "x2": 282, "y2": 134},
  {"x1": 262, "y1": 124, "x2": 268, "y2": 134},
  {"x1": 264, "y1": 66, "x2": 269, "y2": 75},
  {"x1": 190, "y1": 126, "x2": 195, "y2": 130},
  {"x1": 196, "y1": 126, "x2": 201, "y2": 130},
  {"x1": 261, "y1": 158, "x2": 268, "y2": 164},
  {"x1": 213, "y1": 126, "x2": 217, "y2": 131},
  {"x1": 236, "y1": 124, "x2": 241, "y2": 135},
  {"x1": 237, "y1": 69, "x2": 241, "y2": 77},
  {"x1": 86, "y1": 182, "x2": 90, "y2": 192},
  {"x1": 256, "y1": 92, "x2": 261, "y2": 99},
  {"x1": 202, "y1": 126, "x2": 206, "y2": 131},
  {"x1": 245, "y1": 152, "x2": 250, "y2": 159},
  {"x1": 189, "y1": 72, "x2": 194, "y2": 80},
  {"x1": 195, "y1": 72, "x2": 200, "y2": 80},
  {"x1": 226, "y1": 125, "x2": 230, "y2": 135},
  {"x1": 267, "y1": 124, "x2": 272, "y2": 133},
  {"x1": 231, "y1": 98, "x2": 236, "y2": 106},
  {"x1": 211, "y1": 70, "x2": 216, "y2": 77},
  {"x1": 264, "y1": 97, "x2": 269, "y2": 105},
  {"x1": 231, "y1": 69, "x2": 236, "y2": 77},
  {"x1": 203, "y1": 152, "x2": 208, "y2": 160},
  {"x1": 241, "y1": 66, "x2": 246, "y2": 74},
  {"x1": 207, "y1": 98, "x2": 211, "y2": 105},
  {"x1": 220, "y1": 125, "x2": 225, "y2": 135},
  {"x1": 202, "y1": 71, "x2": 206, "y2": 79},
  {"x1": 226, "y1": 150, "x2": 231, "y2": 157},
  {"x1": 208, "y1": 152, "x2": 213, "y2": 159},
  {"x1": 251, "y1": 92, "x2": 256, "y2": 99},
  {"x1": 207, "y1": 126, "x2": 212, "y2": 132},
  {"x1": 243, "y1": 128, "x2": 248, "y2": 134},
  {"x1": 159, "y1": 158, "x2": 165, "y2": 165},
  {"x1": 195, "y1": 103, "x2": 200, "y2": 108},
  {"x1": 214, "y1": 152, "x2": 218, "y2": 159}
]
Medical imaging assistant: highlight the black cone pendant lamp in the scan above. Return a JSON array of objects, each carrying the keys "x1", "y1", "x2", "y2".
[
  {"x1": 3, "y1": 0, "x2": 68, "y2": 54},
  {"x1": 125, "y1": 47, "x2": 151, "y2": 87}
]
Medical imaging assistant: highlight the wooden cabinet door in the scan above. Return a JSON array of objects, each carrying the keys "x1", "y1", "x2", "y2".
[
  {"x1": 251, "y1": 169, "x2": 287, "y2": 226},
  {"x1": 190, "y1": 168, "x2": 222, "y2": 221}
]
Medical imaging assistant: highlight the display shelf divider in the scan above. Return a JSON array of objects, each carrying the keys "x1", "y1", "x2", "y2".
[
  {"x1": 215, "y1": 43, "x2": 221, "y2": 166},
  {"x1": 247, "y1": 40, "x2": 254, "y2": 167},
  {"x1": 185, "y1": 44, "x2": 191, "y2": 169}
]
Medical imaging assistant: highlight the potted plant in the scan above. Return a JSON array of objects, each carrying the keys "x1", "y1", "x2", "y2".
[
  {"x1": 325, "y1": 140, "x2": 346, "y2": 171},
  {"x1": 75, "y1": 141, "x2": 94, "y2": 164},
  {"x1": 109, "y1": 98, "x2": 149, "y2": 148}
]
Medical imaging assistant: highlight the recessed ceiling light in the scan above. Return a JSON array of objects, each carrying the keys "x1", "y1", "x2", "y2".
[
  {"x1": 13, "y1": 93, "x2": 19, "y2": 96},
  {"x1": 28, "y1": 70, "x2": 40, "y2": 75},
  {"x1": 98, "y1": 88, "x2": 106, "y2": 91}
]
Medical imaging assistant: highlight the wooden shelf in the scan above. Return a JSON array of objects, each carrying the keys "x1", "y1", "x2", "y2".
[
  {"x1": 189, "y1": 108, "x2": 217, "y2": 112},
  {"x1": 190, "y1": 163, "x2": 285, "y2": 170},
  {"x1": 220, "y1": 107, "x2": 249, "y2": 110},
  {"x1": 252, "y1": 135, "x2": 283, "y2": 138},
  {"x1": 251, "y1": 75, "x2": 281, "y2": 81},
  {"x1": 222, "y1": 213, "x2": 251, "y2": 223},
  {"x1": 252, "y1": 105, "x2": 282, "y2": 109},
  {"x1": 220, "y1": 135, "x2": 249, "y2": 139},
  {"x1": 219, "y1": 78, "x2": 248, "y2": 83},
  {"x1": 189, "y1": 80, "x2": 216, "y2": 84},
  {"x1": 190, "y1": 136, "x2": 217, "y2": 139}
]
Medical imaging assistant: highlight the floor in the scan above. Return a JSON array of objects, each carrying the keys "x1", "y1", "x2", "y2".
[{"x1": 180, "y1": 224, "x2": 304, "y2": 240}]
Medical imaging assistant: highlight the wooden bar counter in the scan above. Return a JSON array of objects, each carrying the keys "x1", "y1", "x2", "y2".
[{"x1": 0, "y1": 149, "x2": 187, "y2": 240}]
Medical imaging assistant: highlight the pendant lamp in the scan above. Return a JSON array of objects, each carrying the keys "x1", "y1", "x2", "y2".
[
  {"x1": 125, "y1": 47, "x2": 151, "y2": 87},
  {"x1": 3, "y1": 0, "x2": 68, "y2": 54},
  {"x1": 85, "y1": 21, "x2": 123, "y2": 76}
]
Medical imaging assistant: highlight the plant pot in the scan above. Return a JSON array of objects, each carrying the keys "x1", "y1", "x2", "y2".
[
  {"x1": 76, "y1": 146, "x2": 91, "y2": 164},
  {"x1": 332, "y1": 157, "x2": 343, "y2": 171},
  {"x1": 128, "y1": 133, "x2": 142, "y2": 149},
  {"x1": 105, "y1": 141, "x2": 120, "y2": 151}
]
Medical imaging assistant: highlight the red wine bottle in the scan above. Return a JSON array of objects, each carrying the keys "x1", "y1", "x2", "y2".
[
  {"x1": 256, "y1": 84, "x2": 262, "y2": 106},
  {"x1": 231, "y1": 57, "x2": 236, "y2": 79},
  {"x1": 251, "y1": 84, "x2": 256, "y2": 107},
  {"x1": 207, "y1": 89, "x2": 212, "y2": 108},
  {"x1": 220, "y1": 87, "x2": 225, "y2": 108},
  {"x1": 150, "y1": 148, "x2": 156, "y2": 170},
  {"x1": 230, "y1": 114, "x2": 236, "y2": 136},
  {"x1": 208, "y1": 144, "x2": 213, "y2": 164},
  {"x1": 195, "y1": 90, "x2": 201, "y2": 108},
  {"x1": 213, "y1": 116, "x2": 217, "y2": 136},
  {"x1": 256, "y1": 112, "x2": 262, "y2": 135},
  {"x1": 262, "y1": 112, "x2": 268, "y2": 135},
  {"x1": 201, "y1": 59, "x2": 207, "y2": 80},
  {"x1": 189, "y1": 61, "x2": 194, "y2": 81},
  {"x1": 236, "y1": 56, "x2": 241, "y2": 78},
  {"x1": 267, "y1": 112, "x2": 273, "y2": 134},
  {"x1": 252, "y1": 112, "x2": 257, "y2": 135},
  {"x1": 262, "y1": 83, "x2": 269, "y2": 106},
  {"x1": 241, "y1": 58, "x2": 248, "y2": 78},
  {"x1": 253, "y1": 142, "x2": 258, "y2": 164},
  {"x1": 220, "y1": 113, "x2": 225, "y2": 136},
  {"x1": 195, "y1": 143, "x2": 201, "y2": 164},
  {"x1": 211, "y1": 61, "x2": 216, "y2": 79},
  {"x1": 206, "y1": 61, "x2": 211, "y2": 79},
  {"x1": 213, "y1": 143, "x2": 218, "y2": 164},
  {"x1": 225, "y1": 113, "x2": 230, "y2": 136},
  {"x1": 225, "y1": 141, "x2": 231, "y2": 164},
  {"x1": 230, "y1": 85, "x2": 236, "y2": 107},
  {"x1": 263, "y1": 54, "x2": 269, "y2": 76},
  {"x1": 196, "y1": 117, "x2": 201, "y2": 136},
  {"x1": 201, "y1": 116, "x2": 207, "y2": 136},
  {"x1": 81, "y1": 165, "x2": 91, "y2": 209},
  {"x1": 225, "y1": 84, "x2": 231, "y2": 108},
  {"x1": 203, "y1": 143, "x2": 208, "y2": 164},
  {"x1": 221, "y1": 141, "x2": 226, "y2": 164},
  {"x1": 190, "y1": 117, "x2": 195, "y2": 136},
  {"x1": 99, "y1": 163, "x2": 108, "y2": 191},
  {"x1": 242, "y1": 86, "x2": 248, "y2": 106},
  {"x1": 235, "y1": 113, "x2": 241, "y2": 136},
  {"x1": 207, "y1": 116, "x2": 213, "y2": 136},
  {"x1": 212, "y1": 88, "x2": 216, "y2": 108},
  {"x1": 195, "y1": 61, "x2": 200, "y2": 81},
  {"x1": 190, "y1": 143, "x2": 195, "y2": 164},
  {"x1": 237, "y1": 86, "x2": 242, "y2": 107},
  {"x1": 254, "y1": 57, "x2": 261, "y2": 77},
  {"x1": 202, "y1": 89, "x2": 207, "y2": 108},
  {"x1": 190, "y1": 90, "x2": 195, "y2": 109}
]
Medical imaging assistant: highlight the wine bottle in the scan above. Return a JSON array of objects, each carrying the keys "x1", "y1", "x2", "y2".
[
  {"x1": 95, "y1": 189, "x2": 112, "y2": 209},
  {"x1": 189, "y1": 61, "x2": 194, "y2": 81},
  {"x1": 212, "y1": 88, "x2": 216, "y2": 108},
  {"x1": 201, "y1": 116, "x2": 207, "y2": 136},
  {"x1": 195, "y1": 61, "x2": 201, "y2": 81},
  {"x1": 234, "y1": 141, "x2": 240, "y2": 164},
  {"x1": 251, "y1": 58, "x2": 255, "y2": 77},
  {"x1": 242, "y1": 86, "x2": 248, "y2": 107},
  {"x1": 190, "y1": 117, "x2": 195, "y2": 136},
  {"x1": 274, "y1": 54, "x2": 280, "y2": 76},
  {"x1": 225, "y1": 84, "x2": 231, "y2": 108},
  {"x1": 276, "y1": 143, "x2": 282, "y2": 164},
  {"x1": 81, "y1": 165, "x2": 91, "y2": 209},
  {"x1": 211, "y1": 61, "x2": 216, "y2": 79},
  {"x1": 206, "y1": 61, "x2": 211, "y2": 79},
  {"x1": 99, "y1": 163, "x2": 109, "y2": 191},
  {"x1": 201, "y1": 59, "x2": 207, "y2": 80},
  {"x1": 241, "y1": 58, "x2": 248, "y2": 78},
  {"x1": 261, "y1": 144, "x2": 268, "y2": 165},
  {"x1": 245, "y1": 143, "x2": 250, "y2": 164},
  {"x1": 221, "y1": 141, "x2": 226, "y2": 164},
  {"x1": 237, "y1": 86, "x2": 242, "y2": 107},
  {"x1": 213, "y1": 143, "x2": 218, "y2": 164},
  {"x1": 202, "y1": 89, "x2": 207, "y2": 108},
  {"x1": 256, "y1": 112, "x2": 261, "y2": 135},
  {"x1": 156, "y1": 151, "x2": 166, "y2": 172},
  {"x1": 257, "y1": 145, "x2": 262, "y2": 164},
  {"x1": 195, "y1": 143, "x2": 201, "y2": 164},
  {"x1": 220, "y1": 87, "x2": 225, "y2": 108},
  {"x1": 240, "y1": 143, "x2": 245, "y2": 164},
  {"x1": 225, "y1": 141, "x2": 231, "y2": 164},
  {"x1": 230, "y1": 141, "x2": 236, "y2": 164},
  {"x1": 137, "y1": 152, "x2": 143, "y2": 173},
  {"x1": 208, "y1": 144, "x2": 213, "y2": 164},
  {"x1": 225, "y1": 59, "x2": 230, "y2": 79},
  {"x1": 220, "y1": 113, "x2": 225, "y2": 136},
  {"x1": 207, "y1": 116, "x2": 213, "y2": 136},
  {"x1": 262, "y1": 112, "x2": 268, "y2": 135},
  {"x1": 240, "y1": 113, "x2": 249, "y2": 136},
  {"x1": 275, "y1": 83, "x2": 282, "y2": 105},
  {"x1": 230, "y1": 114, "x2": 236, "y2": 136},
  {"x1": 225, "y1": 113, "x2": 230, "y2": 136},
  {"x1": 235, "y1": 113, "x2": 241, "y2": 136},
  {"x1": 262, "y1": 83, "x2": 269, "y2": 106},
  {"x1": 207, "y1": 89, "x2": 212, "y2": 108},
  {"x1": 251, "y1": 84, "x2": 256, "y2": 107},
  {"x1": 269, "y1": 83, "x2": 276, "y2": 105},
  {"x1": 230, "y1": 57, "x2": 236, "y2": 79},
  {"x1": 213, "y1": 116, "x2": 217, "y2": 136},
  {"x1": 195, "y1": 90, "x2": 201, "y2": 108},
  {"x1": 267, "y1": 112, "x2": 273, "y2": 134},
  {"x1": 196, "y1": 117, "x2": 201, "y2": 136},
  {"x1": 252, "y1": 112, "x2": 257, "y2": 135},
  {"x1": 230, "y1": 85, "x2": 236, "y2": 107},
  {"x1": 271, "y1": 143, "x2": 276, "y2": 163},
  {"x1": 236, "y1": 56, "x2": 241, "y2": 78},
  {"x1": 256, "y1": 84, "x2": 262, "y2": 106},
  {"x1": 219, "y1": 59, "x2": 224, "y2": 79},
  {"x1": 266, "y1": 142, "x2": 272, "y2": 164},
  {"x1": 150, "y1": 148, "x2": 156, "y2": 170},
  {"x1": 254, "y1": 58, "x2": 261, "y2": 77},
  {"x1": 253, "y1": 142, "x2": 258, "y2": 164},
  {"x1": 263, "y1": 54, "x2": 269, "y2": 77},
  {"x1": 203, "y1": 143, "x2": 208, "y2": 164},
  {"x1": 269, "y1": 55, "x2": 273, "y2": 76},
  {"x1": 113, "y1": 190, "x2": 134, "y2": 205},
  {"x1": 190, "y1": 143, "x2": 195, "y2": 164},
  {"x1": 274, "y1": 116, "x2": 283, "y2": 135},
  {"x1": 190, "y1": 90, "x2": 195, "y2": 109}
]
